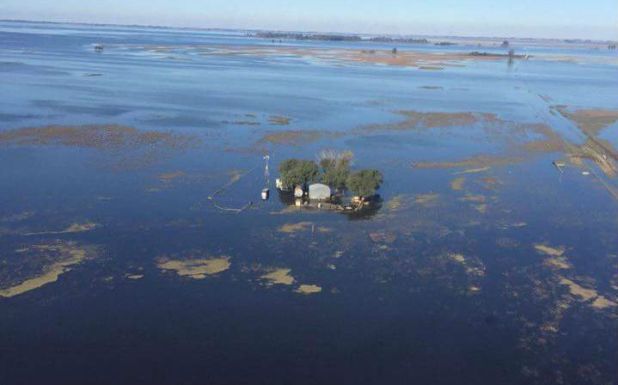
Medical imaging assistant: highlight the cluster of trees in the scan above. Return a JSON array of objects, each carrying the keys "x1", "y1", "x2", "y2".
[
  {"x1": 278, "y1": 151, "x2": 383, "y2": 198},
  {"x1": 255, "y1": 32, "x2": 362, "y2": 42}
]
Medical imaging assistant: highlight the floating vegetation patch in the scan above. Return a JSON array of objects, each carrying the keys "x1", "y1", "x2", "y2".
[
  {"x1": 24, "y1": 222, "x2": 98, "y2": 236},
  {"x1": 158, "y1": 171, "x2": 186, "y2": 182},
  {"x1": 481, "y1": 177, "x2": 500, "y2": 190},
  {"x1": 268, "y1": 115, "x2": 292, "y2": 125},
  {"x1": 414, "y1": 193, "x2": 439, "y2": 207},
  {"x1": 450, "y1": 177, "x2": 465, "y2": 191},
  {"x1": 385, "y1": 195, "x2": 405, "y2": 211},
  {"x1": 555, "y1": 107, "x2": 618, "y2": 136},
  {"x1": 448, "y1": 253, "x2": 486, "y2": 277},
  {"x1": 413, "y1": 155, "x2": 523, "y2": 170},
  {"x1": 342, "y1": 49, "x2": 507, "y2": 68},
  {"x1": 260, "y1": 268, "x2": 295, "y2": 286},
  {"x1": 295, "y1": 284, "x2": 322, "y2": 295},
  {"x1": 558, "y1": 277, "x2": 617, "y2": 309},
  {"x1": 137, "y1": 45, "x2": 525, "y2": 70},
  {"x1": 278, "y1": 221, "x2": 313, "y2": 233},
  {"x1": 362, "y1": 111, "x2": 483, "y2": 132},
  {"x1": 368, "y1": 231, "x2": 397, "y2": 244},
  {"x1": 0, "y1": 241, "x2": 94, "y2": 298},
  {"x1": 0, "y1": 124, "x2": 194, "y2": 150},
  {"x1": 459, "y1": 194, "x2": 486, "y2": 203},
  {"x1": 546, "y1": 257, "x2": 571, "y2": 270},
  {"x1": 534, "y1": 244, "x2": 565, "y2": 258},
  {"x1": 0, "y1": 124, "x2": 197, "y2": 169},
  {"x1": 126, "y1": 274, "x2": 144, "y2": 280},
  {"x1": 157, "y1": 257, "x2": 231, "y2": 279},
  {"x1": 591, "y1": 296, "x2": 618, "y2": 310},
  {"x1": 259, "y1": 130, "x2": 339, "y2": 146},
  {"x1": 456, "y1": 166, "x2": 491, "y2": 175},
  {"x1": 559, "y1": 278, "x2": 597, "y2": 301}
]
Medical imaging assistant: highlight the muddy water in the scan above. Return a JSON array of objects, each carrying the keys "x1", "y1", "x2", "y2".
[{"x1": 1, "y1": 21, "x2": 617, "y2": 385}]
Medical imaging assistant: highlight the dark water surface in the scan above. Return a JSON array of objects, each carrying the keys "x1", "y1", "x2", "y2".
[{"x1": 1, "y1": 21, "x2": 617, "y2": 385}]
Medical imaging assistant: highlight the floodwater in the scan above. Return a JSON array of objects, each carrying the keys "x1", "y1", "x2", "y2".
[{"x1": 1, "y1": 20, "x2": 618, "y2": 385}]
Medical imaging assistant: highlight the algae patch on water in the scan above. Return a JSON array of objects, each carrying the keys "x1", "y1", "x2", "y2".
[
  {"x1": 157, "y1": 257, "x2": 231, "y2": 279},
  {"x1": 260, "y1": 268, "x2": 295, "y2": 286},
  {"x1": 0, "y1": 241, "x2": 94, "y2": 298}
]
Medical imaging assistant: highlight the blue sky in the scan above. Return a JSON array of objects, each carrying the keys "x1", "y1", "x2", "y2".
[{"x1": 1, "y1": 0, "x2": 617, "y2": 40}]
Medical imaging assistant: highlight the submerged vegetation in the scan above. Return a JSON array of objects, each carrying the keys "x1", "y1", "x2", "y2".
[
  {"x1": 0, "y1": 241, "x2": 95, "y2": 298},
  {"x1": 0, "y1": 124, "x2": 194, "y2": 150},
  {"x1": 2, "y1": 23, "x2": 618, "y2": 385},
  {"x1": 157, "y1": 257, "x2": 231, "y2": 279},
  {"x1": 0, "y1": 124, "x2": 197, "y2": 169}
]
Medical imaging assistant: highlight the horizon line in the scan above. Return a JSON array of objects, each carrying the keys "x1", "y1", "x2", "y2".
[{"x1": 1, "y1": 18, "x2": 616, "y2": 43}]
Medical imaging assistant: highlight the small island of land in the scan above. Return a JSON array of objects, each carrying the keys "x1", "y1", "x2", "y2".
[{"x1": 275, "y1": 150, "x2": 384, "y2": 212}]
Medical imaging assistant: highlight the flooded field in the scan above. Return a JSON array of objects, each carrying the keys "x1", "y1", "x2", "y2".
[{"x1": 1, "y1": 21, "x2": 617, "y2": 385}]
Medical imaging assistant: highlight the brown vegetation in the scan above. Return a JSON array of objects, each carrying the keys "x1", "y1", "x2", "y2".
[
  {"x1": 0, "y1": 124, "x2": 194, "y2": 150},
  {"x1": 259, "y1": 130, "x2": 338, "y2": 146}
]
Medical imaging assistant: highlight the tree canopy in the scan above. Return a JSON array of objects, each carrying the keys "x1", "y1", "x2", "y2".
[
  {"x1": 346, "y1": 169, "x2": 383, "y2": 197},
  {"x1": 318, "y1": 150, "x2": 353, "y2": 191},
  {"x1": 278, "y1": 158, "x2": 319, "y2": 189}
]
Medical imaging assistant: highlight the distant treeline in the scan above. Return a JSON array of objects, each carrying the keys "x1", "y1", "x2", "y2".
[
  {"x1": 367, "y1": 37, "x2": 430, "y2": 44},
  {"x1": 256, "y1": 32, "x2": 362, "y2": 41},
  {"x1": 255, "y1": 32, "x2": 433, "y2": 44},
  {"x1": 469, "y1": 51, "x2": 529, "y2": 59}
]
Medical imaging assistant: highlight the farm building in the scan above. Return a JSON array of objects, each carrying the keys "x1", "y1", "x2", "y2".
[{"x1": 308, "y1": 183, "x2": 331, "y2": 201}]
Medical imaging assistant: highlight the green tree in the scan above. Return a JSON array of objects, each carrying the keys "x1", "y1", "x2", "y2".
[
  {"x1": 279, "y1": 159, "x2": 319, "y2": 189},
  {"x1": 318, "y1": 150, "x2": 353, "y2": 191},
  {"x1": 346, "y1": 169, "x2": 383, "y2": 197}
]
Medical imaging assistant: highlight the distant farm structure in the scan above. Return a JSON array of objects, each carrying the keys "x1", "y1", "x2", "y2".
[{"x1": 276, "y1": 151, "x2": 383, "y2": 211}]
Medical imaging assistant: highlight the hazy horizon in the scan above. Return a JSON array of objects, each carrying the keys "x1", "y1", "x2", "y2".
[
  {"x1": 2, "y1": 17, "x2": 617, "y2": 43},
  {"x1": 1, "y1": 0, "x2": 616, "y2": 41}
]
